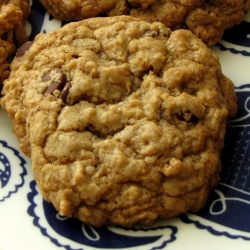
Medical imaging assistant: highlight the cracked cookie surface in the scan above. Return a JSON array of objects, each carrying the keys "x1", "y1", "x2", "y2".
[
  {"x1": 1, "y1": 16, "x2": 237, "y2": 227},
  {"x1": 0, "y1": 0, "x2": 30, "y2": 88},
  {"x1": 39, "y1": 0, "x2": 250, "y2": 45}
]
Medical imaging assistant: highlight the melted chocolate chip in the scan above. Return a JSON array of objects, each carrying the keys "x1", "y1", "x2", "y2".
[
  {"x1": 16, "y1": 41, "x2": 34, "y2": 58},
  {"x1": 43, "y1": 68, "x2": 67, "y2": 95},
  {"x1": 60, "y1": 81, "x2": 71, "y2": 103}
]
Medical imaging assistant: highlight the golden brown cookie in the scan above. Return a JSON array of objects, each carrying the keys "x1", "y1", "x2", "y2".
[
  {"x1": 39, "y1": 0, "x2": 250, "y2": 45},
  {"x1": 1, "y1": 16, "x2": 237, "y2": 227},
  {"x1": 185, "y1": 0, "x2": 250, "y2": 45},
  {"x1": 39, "y1": 0, "x2": 129, "y2": 20},
  {"x1": 0, "y1": 0, "x2": 30, "y2": 88}
]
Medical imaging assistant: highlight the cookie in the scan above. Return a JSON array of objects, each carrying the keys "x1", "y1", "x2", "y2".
[
  {"x1": 184, "y1": 0, "x2": 250, "y2": 46},
  {"x1": 38, "y1": 0, "x2": 250, "y2": 45},
  {"x1": 1, "y1": 16, "x2": 237, "y2": 227},
  {"x1": 0, "y1": 0, "x2": 30, "y2": 88},
  {"x1": 39, "y1": 0, "x2": 129, "y2": 20}
]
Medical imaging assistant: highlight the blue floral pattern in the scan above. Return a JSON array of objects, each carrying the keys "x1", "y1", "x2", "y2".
[
  {"x1": 0, "y1": 140, "x2": 27, "y2": 201},
  {"x1": 27, "y1": 180, "x2": 177, "y2": 250}
]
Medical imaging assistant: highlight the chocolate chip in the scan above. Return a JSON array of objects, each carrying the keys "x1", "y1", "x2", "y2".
[
  {"x1": 42, "y1": 68, "x2": 65, "y2": 82},
  {"x1": 16, "y1": 41, "x2": 33, "y2": 58},
  {"x1": 175, "y1": 111, "x2": 198, "y2": 124},
  {"x1": 43, "y1": 68, "x2": 67, "y2": 95},
  {"x1": 144, "y1": 29, "x2": 160, "y2": 38},
  {"x1": 44, "y1": 81, "x2": 64, "y2": 96},
  {"x1": 189, "y1": 114, "x2": 199, "y2": 124},
  {"x1": 60, "y1": 81, "x2": 71, "y2": 103},
  {"x1": 1, "y1": 32, "x2": 9, "y2": 41}
]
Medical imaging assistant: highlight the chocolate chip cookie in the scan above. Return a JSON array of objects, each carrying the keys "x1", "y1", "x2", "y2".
[
  {"x1": 0, "y1": 0, "x2": 30, "y2": 88},
  {"x1": 1, "y1": 16, "x2": 237, "y2": 227},
  {"x1": 39, "y1": 0, "x2": 250, "y2": 45}
]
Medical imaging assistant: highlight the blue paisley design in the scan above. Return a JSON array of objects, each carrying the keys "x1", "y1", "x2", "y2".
[
  {"x1": 0, "y1": 140, "x2": 27, "y2": 202},
  {"x1": 0, "y1": 151, "x2": 11, "y2": 188},
  {"x1": 27, "y1": 181, "x2": 178, "y2": 250}
]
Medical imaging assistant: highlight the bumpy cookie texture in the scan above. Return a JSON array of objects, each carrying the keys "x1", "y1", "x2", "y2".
[
  {"x1": 39, "y1": 0, "x2": 129, "y2": 20},
  {"x1": 39, "y1": 0, "x2": 250, "y2": 45},
  {"x1": 185, "y1": 0, "x2": 250, "y2": 45},
  {"x1": 0, "y1": 0, "x2": 30, "y2": 88},
  {"x1": 2, "y1": 16, "x2": 237, "y2": 227}
]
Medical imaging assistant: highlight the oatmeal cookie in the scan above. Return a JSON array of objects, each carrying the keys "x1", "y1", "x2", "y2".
[
  {"x1": 1, "y1": 16, "x2": 237, "y2": 227},
  {"x1": 39, "y1": 0, "x2": 129, "y2": 20},
  {"x1": 0, "y1": 0, "x2": 30, "y2": 88},
  {"x1": 39, "y1": 0, "x2": 250, "y2": 45},
  {"x1": 185, "y1": 0, "x2": 250, "y2": 46}
]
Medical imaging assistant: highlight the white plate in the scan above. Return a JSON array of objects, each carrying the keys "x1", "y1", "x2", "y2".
[{"x1": 1, "y1": 1, "x2": 250, "y2": 249}]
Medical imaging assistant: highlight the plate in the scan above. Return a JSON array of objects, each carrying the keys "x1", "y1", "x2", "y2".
[{"x1": 1, "y1": 1, "x2": 250, "y2": 249}]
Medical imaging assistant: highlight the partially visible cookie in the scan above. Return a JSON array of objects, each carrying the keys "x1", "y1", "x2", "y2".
[
  {"x1": 0, "y1": 0, "x2": 30, "y2": 88},
  {"x1": 184, "y1": 0, "x2": 250, "y2": 46},
  {"x1": 39, "y1": 0, "x2": 129, "y2": 20},
  {"x1": 39, "y1": 0, "x2": 250, "y2": 45},
  {"x1": 1, "y1": 16, "x2": 237, "y2": 227}
]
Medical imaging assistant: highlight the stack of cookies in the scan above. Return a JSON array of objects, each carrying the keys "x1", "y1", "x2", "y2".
[{"x1": 0, "y1": 0, "x2": 247, "y2": 227}]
